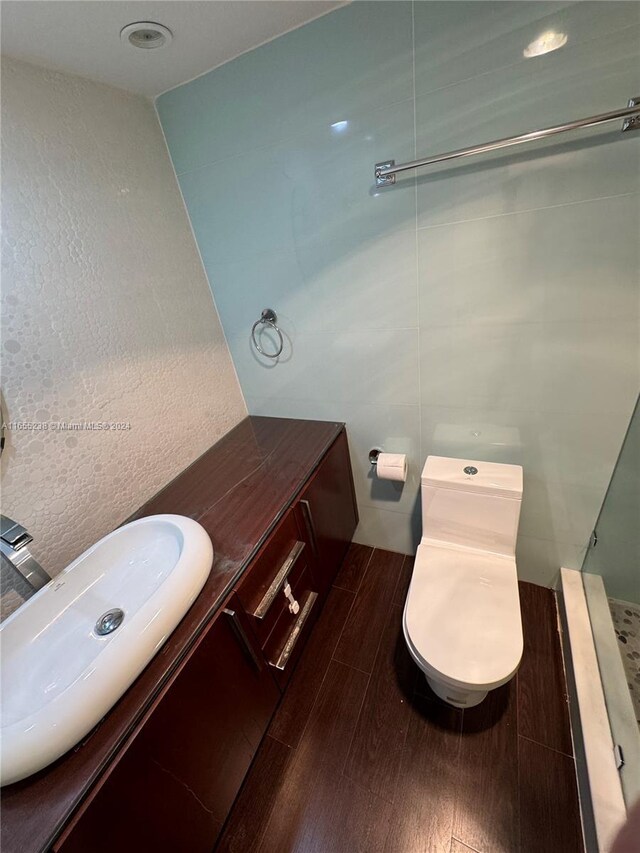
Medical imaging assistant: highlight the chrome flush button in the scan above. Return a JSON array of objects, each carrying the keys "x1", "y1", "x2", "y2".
[{"x1": 463, "y1": 466, "x2": 478, "y2": 475}]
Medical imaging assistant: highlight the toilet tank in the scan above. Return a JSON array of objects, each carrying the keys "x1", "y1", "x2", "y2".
[{"x1": 421, "y1": 456, "x2": 523, "y2": 556}]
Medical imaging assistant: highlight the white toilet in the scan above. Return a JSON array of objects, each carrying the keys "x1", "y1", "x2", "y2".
[{"x1": 403, "y1": 455, "x2": 524, "y2": 708}]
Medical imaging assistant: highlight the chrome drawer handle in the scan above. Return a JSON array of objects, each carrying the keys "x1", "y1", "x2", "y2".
[
  {"x1": 270, "y1": 591, "x2": 318, "y2": 672},
  {"x1": 299, "y1": 500, "x2": 319, "y2": 556},
  {"x1": 253, "y1": 540, "x2": 305, "y2": 620}
]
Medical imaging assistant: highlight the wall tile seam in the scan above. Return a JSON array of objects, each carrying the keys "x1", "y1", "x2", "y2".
[
  {"x1": 352, "y1": 515, "x2": 597, "y2": 542},
  {"x1": 244, "y1": 399, "x2": 421, "y2": 411},
  {"x1": 416, "y1": 408, "x2": 640, "y2": 417},
  {"x1": 416, "y1": 318, "x2": 640, "y2": 328},
  {"x1": 242, "y1": 402, "x2": 639, "y2": 416},
  {"x1": 242, "y1": 400, "x2": 423, "y2": 409},
  {"x1": 197, "y1": 223, "x2": 421, "y2": 267},
  {"x1": 416, "y1": 309, "x2": 640, "y2": 317},
  {"x1": 412, "y1": 0, "x2": 422, "y2": 513},
  {"x1": 357, "y1": 506, "x2": 416, "y2": 520},
  {"x1": 416, "y1": 408, "x2": 633, "y2": 419},
  {"x1": 223, "y1": 325, "x2": 423, "y2": 337},
  {"x1": 357, "y1": 502, "x2": 416, "y2": 516},
  {"x1": 415, "y1": 190, "x2": 640, "y2": 232},
  {"x1": 412, "y1": 21, "x2": 640, "y2": 107},
  {"x1": 508, "y1": 475, "x2": 634, "y2": 488},
  {"x1": 517, "y1": 531, "x2": 587, "y2": 548}
]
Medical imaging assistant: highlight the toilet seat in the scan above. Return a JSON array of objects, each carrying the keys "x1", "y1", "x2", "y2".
[{"x1": 403, "y1": 540, "x2": 523, "y2": 691}]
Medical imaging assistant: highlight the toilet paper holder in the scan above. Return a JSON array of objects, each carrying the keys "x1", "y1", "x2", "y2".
[{"x1": 369, "y1": 447, "x2": 384, "y2": 466}]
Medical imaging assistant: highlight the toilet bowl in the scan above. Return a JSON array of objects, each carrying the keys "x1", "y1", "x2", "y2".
[{"x1": 403, "y1": 456, "x2": 523, "y2": 708}]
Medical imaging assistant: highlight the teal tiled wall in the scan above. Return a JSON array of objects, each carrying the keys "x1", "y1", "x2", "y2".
[{"x1": 158, "y1": 1, "x2": 640, "y2": 585}]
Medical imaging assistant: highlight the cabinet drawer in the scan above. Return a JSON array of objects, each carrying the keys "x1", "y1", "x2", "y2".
[
  {"x1": 235, "y1": 508, "x2": 310, "y2": 644},
  {"x1": 263, "y1": 566, "x2": 319, "y2": 689}
]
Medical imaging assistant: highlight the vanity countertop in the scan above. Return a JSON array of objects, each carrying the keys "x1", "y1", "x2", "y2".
[{"x1": 1, "y1": 415, "x2": 344, "y2": 853}]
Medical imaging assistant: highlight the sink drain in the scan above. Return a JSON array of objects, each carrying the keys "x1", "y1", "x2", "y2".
[{"x1": 95, "y1": 608, "x2": 125, "y2": 636}]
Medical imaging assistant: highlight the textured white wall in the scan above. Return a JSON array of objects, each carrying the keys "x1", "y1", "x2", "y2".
[{"x1": 0, "y1": 57, "x2": 247, "y2": 575}]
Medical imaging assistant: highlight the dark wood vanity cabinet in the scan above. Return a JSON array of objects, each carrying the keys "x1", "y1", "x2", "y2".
[
  {"x1": 295, "y1": 430, "x2": 358, "y2": 600},
  {"x1": 55, "y1": 597, "x2": 279, "y2": 853},
  {"x1": 2, "y1": 420, "x2": 358, "y2": 853}
]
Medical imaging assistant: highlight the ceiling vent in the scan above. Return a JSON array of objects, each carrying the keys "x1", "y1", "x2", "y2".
[{"x1": 120, "y1": 22, "x2": 173, "y2": 50}]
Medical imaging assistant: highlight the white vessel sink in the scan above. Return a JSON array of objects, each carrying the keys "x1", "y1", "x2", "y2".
[{"x1": 0, "y1": 514, "x2": 213, "y2": 786}]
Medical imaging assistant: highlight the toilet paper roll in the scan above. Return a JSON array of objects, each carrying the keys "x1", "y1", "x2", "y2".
[{"x1": 376, "y1": 453, "x2": 407, "y2": 483}]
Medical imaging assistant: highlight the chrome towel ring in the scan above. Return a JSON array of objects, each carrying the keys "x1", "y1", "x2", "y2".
[{"x1": 251, "y1": 308, "x2": 283, "y2": 359}]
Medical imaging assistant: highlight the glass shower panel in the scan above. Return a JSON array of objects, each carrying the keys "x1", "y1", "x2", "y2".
[
  {"x1": 583, "y1": 396, "x2": 639, "y2": 604},
  {"x1": 583, "y1": 395, "x2": 640, "y2": 803}
]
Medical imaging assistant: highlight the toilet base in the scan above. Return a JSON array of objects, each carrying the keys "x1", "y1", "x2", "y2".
[{"x1": 425, "y1": 675, "x2": 488, "y2": 708}]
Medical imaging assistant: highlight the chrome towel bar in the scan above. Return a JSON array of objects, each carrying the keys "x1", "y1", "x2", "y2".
[{"x1": 375, "y1": 96, "x2": 640, "y2": 185}]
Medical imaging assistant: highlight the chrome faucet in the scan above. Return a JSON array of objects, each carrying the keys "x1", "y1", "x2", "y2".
[{"x1": 0, "y1": 515, "x2": 51, "y2": 592}]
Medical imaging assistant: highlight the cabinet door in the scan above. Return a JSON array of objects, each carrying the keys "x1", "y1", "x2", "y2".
[
  {"x1": 296, "y1": 430, "x2": 358, "y2": 599},
  {"x1": 55, "y1": 595, "x2": 279, "y2": 853}
]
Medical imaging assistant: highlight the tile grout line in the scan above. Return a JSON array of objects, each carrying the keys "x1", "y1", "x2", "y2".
[
  {"x1": 391, "y1": 553, "x2": 409, "y2": 605},
  {"x1": 351, "y1": 545, "x2": 375, "y2": 596},
  {"x1": 416, "y1": 190, "x2": 637, "y2": 233},
  {"x1": 411, "y1": 0, "x2": 423, "y2": 488},
  {"x1": 338, "y1": 553, "x2": 410, "y2": 806},
  {"x1": 364, "y1": 555, "x2": 408, "y2": 671},
  {"x1": 332, "y1": 582, "x2": 359, "y2": 593},
  {"x1": 449, "y1": 699, "x2": 466, "y2": 853},
  {"x1": 264, "y1": 729, "x2": 296, "y2": 750},
  {"x1": 341, "y1": 635, "x2": 406, "y2": 808},
  {"x1": 332, "y1": 659, "x2": 378, "y2": 679},
  {"x1": 451, "y1": 835, "x2": 483, "y2": 853},
  {"x1": 221, "y1": 733, "x2": 295, "y2": 852},
  {"x1": 330, "y1": 548, "x2": 374, "y2": 628},
  {"x1": 410, "y1": 20, "x2": 640, "y2": 109},
  {"x1": 338, "y1": 668, "x2": 374, "y2": 782},
  {"x1": 289, "y1": 653, "x2": 360, "y2": 754},
  {"x1": 517, "y1": 732, "x2": 575, "y2": 760},
  {"x1": 344, "y1": 768, "x2": 393, "y2": 806},
  {"x1": 331, "y1": 546, "x2": 379, "y2": 663},
  {"x1": 340, "y1": 584, "x2": 411, "y2": 805}
]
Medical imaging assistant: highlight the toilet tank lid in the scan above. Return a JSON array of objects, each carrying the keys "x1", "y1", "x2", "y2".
[{"x1": 421, "y1": 456, "x2": 523, "y2": 500}]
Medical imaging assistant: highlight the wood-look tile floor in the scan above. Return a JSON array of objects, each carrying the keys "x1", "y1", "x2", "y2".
[{"x1": 217, "y1": 545, "x2": 583, "y2": 853}]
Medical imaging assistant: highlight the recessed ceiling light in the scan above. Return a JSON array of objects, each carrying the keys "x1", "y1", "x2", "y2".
[
  {"x1": 330, "y1": 120, "x2": 349, "y2": 134},
  {"x1": 523, "y1": 30, "x2": 567, "y2": 58},
  {"x1": 120, "y1": 22, "x2": 173, "y2": 50}
]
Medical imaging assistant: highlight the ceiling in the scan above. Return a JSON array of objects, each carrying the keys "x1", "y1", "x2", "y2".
[{"x1": 0, "y1": 1, "x2": 345, "y2": 97}]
